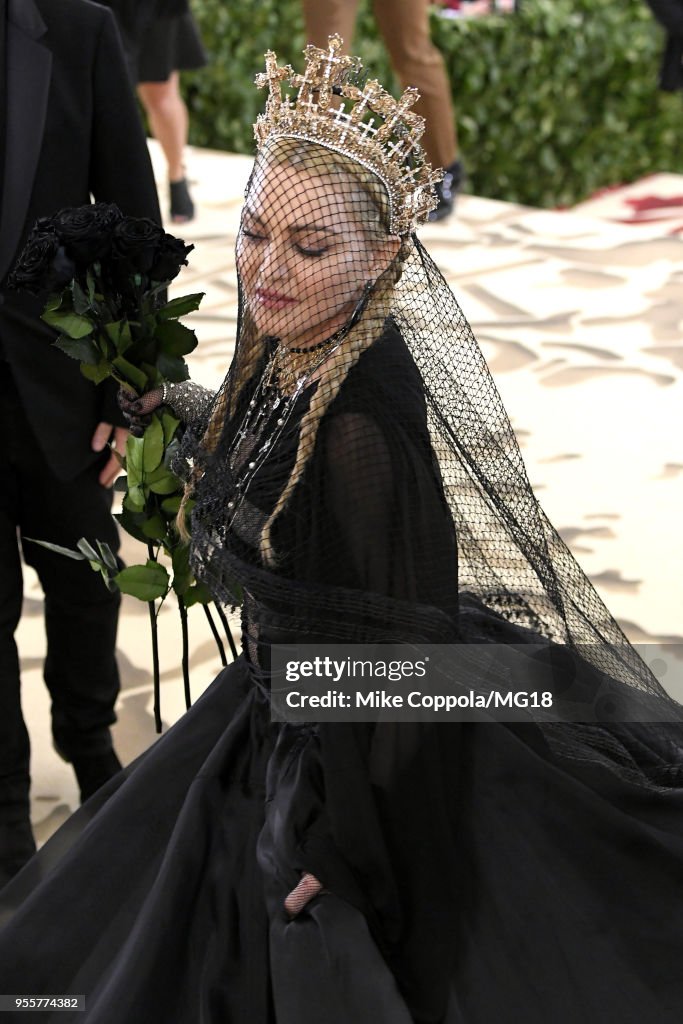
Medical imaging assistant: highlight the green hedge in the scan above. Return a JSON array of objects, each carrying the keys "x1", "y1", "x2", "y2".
[{"x1": 186, "y1": 0, "x2": 682, "y2": 208}]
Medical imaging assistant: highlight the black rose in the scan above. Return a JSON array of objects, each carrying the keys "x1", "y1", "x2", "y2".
[
  {"x1": 7, "y1": 228, "x2": 60, "y2": 293},
  {"x1": 53, "y1": 202, "x2": 124, "y2": 266},
  {"x1": 149, "y1": 234, "x2": 194, "y2": 282},
  {"x1": 49, "y1": 245, "x2": 77, "y2": 290},
  {"x1": 111, "y1": 217, "x2": 166, "y2": 275}
]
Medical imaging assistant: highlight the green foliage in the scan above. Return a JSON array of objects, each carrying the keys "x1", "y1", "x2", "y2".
[
  {"x1": 39, "y1": 271, "x2": 211, "y2": 609},
  {"x1": 188, "y1": 0, "x2": 682, "y2": 207},
  {"x1": 115, "y1": 561, "x2": 170, "y2": 602}
]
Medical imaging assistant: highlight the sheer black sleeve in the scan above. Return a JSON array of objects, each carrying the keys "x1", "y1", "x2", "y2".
[
  {"x1": 322, "y1": 410, "x2": 400, "y2": 598},
  {"x1": 281, "y1": 327, "x2": 459, "y2": 622}
]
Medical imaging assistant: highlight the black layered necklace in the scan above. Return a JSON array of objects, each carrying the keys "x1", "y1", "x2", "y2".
[
  {"x1": 224, "y1": 282, "x2": 374, "y2": 521},
  {"x1": 224, "y1": 328, "x2": 345, "y2": 515}
]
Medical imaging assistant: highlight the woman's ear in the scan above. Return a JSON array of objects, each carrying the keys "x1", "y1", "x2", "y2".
[{"x1": 369, "y1": 235, "x2": 401, "y2": 279}]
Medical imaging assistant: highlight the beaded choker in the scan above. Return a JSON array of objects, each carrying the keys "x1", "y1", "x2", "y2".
[{"x1": 267, "y1": 328, "x2": 346, "y2": 394}]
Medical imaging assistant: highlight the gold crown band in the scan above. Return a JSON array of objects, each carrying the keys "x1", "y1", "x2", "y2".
[{"x1": 253, "y1": 35, "x2": 442, "y2": 235}]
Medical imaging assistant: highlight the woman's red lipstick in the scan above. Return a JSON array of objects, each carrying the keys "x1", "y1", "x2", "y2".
[{"x1": 255, "y1": 288, "x2": 297, "y2": 310}]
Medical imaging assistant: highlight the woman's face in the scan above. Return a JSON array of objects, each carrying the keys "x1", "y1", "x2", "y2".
[{"x1": 236, "y1": 161, "x2": 388, "y2": 349}]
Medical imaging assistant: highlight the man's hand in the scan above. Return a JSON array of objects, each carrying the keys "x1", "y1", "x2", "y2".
[{"x1": 92, "y1": 422, "x2": 128, "y2": 487}]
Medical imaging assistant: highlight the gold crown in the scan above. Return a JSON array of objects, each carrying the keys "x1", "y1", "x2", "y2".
[{"x1": 254, "y1": 35, "x2": 442, "y2": 235}]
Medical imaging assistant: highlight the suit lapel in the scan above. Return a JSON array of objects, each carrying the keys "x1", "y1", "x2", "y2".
[{"x1": 0, "y1": 0, "x2": 51, "y2": 282}]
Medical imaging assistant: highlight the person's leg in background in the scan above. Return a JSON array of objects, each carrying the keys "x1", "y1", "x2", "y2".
[
  {"x1": 373, "y1": 0, "x2": 463, "y2": 220},
  {"x1": 301, "y1": 0, "x2": 360, "y2": 52},
  {"x1": 137, "y1": 72, "x2": 194, "y2": 223},
  {"x1": 20, "y1": 473, "x2": 122, "y2": 806},
  {"x1": 0, "y1": 437, "x2": 36, "y2": 887},
  {"x1": 303, "y1": 0, "x2": 462, "y2": 220},
  {"x1": 2, "y1": 367, "x2": 123, "y2": 824}
]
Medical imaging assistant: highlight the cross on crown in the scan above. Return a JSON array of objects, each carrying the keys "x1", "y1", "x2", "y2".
[{"x1": 253, "y1": 36, "x2": 442, "y2": 235}]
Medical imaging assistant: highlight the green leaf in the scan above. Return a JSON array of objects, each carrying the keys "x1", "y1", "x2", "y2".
[
  {"x1": 171, "y1": 543, "x2": 193, "y2": 595},
  {"x1": 115, "y1": 561, "x2": 170, "y2": 601},
  {"x1": 114, "y1": 508, "x2": 151, "y2": 546},
  {"x1": 118, "y1": 320, "x2": 133, "y2": 355},
  {"x1": 53, "y1": 335, "x2": 101, "y2": 365},
  {"x1": 144, "y1": 462, "x2": 172, "y2": 485},
  {"x1": 103, "y1": 320, "x2": 132, "y2": 357},
  {"x1": 76, "y1": 538, "x2": 100, "y2": 562},
  {"x1": 160, "y1": 411, "x2": 181, "y2": 447},
  {"x1": 155, "y1": 353, "x2": 190, "y2": 383},
  {"x1": 142, "y1": 416, "x2": 165, "y2": 474},
  {"x1": 22, "y1": 537, "x2": 87, "y2": 561},
  {"x1": 148, "y1": 472, "x2": 182, "y2": 495},
  {"x1": 161, "y1": 494, "x2": 183, "y2": 515},
  {"x1": 99, "y1": 569, "x2": 120, "y2": 593},
  {"x1": 80, "y1": 360, "x2": 112, "y2": 385},
  {"x1": 157, "y1": 293, "x2": 205, "y2": 320},
  {"x1": 71, "y1": 279, "x2": 91, "y2": 315},
  {"x1": 184, "y1": 581, "x2": 214, "y2": 608},
  {"x1": 96, "y1": 541, "x2": 120, "y2": 573},
  {"x1": 42, "y1": 310, "x2": 94, "y2": 339},
  {"x1": 124, "y1": 484, "x2": 146, "y2": 512},
  {"x1": 155, "y1": 320, "x2": 198, "y2": 357},
  {"x1": 112, "y1": 356, "x2": 149, "y2": 393},
  {"x1": 126, "y1": 435, "x2": 144, "y2": 477},
  {"x1": 105, "y1": 321, "x2": 123, "y2": 345},
  {"x1": 141, "y1": 514, "x2": 168, "y2": 540}
]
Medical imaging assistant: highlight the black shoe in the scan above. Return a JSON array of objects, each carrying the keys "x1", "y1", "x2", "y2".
[
  {"x1": 170, "y1": 177, "x2": 195, "y2": 223},
  {"x1": 429, "y1": 159, "x2": 465, "y2": 222},
  {"x1": 55, "y1": 743, "x2": 123, "y2": 804},
  {"x1": 72, "y1": 750, "x2": 122, "y2": 803}
]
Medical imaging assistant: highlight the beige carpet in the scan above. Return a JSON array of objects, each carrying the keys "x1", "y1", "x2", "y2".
[{"x1": 17, "y1": 143, "x2": 683, "y2": 842}]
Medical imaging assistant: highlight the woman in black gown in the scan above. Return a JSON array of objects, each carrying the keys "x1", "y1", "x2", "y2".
[{"x1": 1, "y1": 35, "x2": 682, "y2": 1024}]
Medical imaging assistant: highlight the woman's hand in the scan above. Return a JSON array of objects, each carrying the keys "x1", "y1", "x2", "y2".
[
  {"x1": 284, "y1": 872, "x2": 325, "y2": 918},
  {"x1": 118, "y1": 386, "x2": 165, "y2": 437}
]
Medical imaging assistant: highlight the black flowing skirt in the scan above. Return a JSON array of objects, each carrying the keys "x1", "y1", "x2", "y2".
[
  {"x1": 135, "y1": 12, "x2": 207, "y2": 83},
  {"x1": 1, "y1": 651, "x2": 682, "y2": 1023}
]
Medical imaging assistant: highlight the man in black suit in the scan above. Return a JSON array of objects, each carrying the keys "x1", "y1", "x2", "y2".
[{"x1": 0, "y1": 0, "x2": 161, "y2": 886}]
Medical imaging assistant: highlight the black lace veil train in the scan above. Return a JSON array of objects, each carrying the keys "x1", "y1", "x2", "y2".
[{"x1": 172, "y1": 39, "x2": 682, "y2": 792}]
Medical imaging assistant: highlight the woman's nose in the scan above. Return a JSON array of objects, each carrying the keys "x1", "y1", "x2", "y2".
[{"x1": 258, "y1": 239, "x2": 289, "y2": 282}]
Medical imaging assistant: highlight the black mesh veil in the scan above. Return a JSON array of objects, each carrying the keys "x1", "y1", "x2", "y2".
[{"x1": 177, "y1": 45, "x2": 682, "y2": 790}]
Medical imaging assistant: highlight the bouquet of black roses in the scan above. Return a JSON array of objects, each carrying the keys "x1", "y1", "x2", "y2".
[
  {"x1": 9, "y1": 202, "x2": 236, "y2": 729},
  {"x1": 11, "y1": 202, "x2": 197, "y2": 389}
]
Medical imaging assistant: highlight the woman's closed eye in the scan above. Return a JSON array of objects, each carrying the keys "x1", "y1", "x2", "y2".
[
  {"x1": 296, "y1": 242, "x2": 328, "y2": 257},
  {"x1": 242, "y1": 229, "x2": 328, "y2": 259}
]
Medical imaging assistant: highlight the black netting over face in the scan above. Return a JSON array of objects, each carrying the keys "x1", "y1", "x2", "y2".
[{"x1": 177, "y1": 136, "x2": 682, "y2": 785}]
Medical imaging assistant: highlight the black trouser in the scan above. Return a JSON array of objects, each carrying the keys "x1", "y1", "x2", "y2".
[{"x1": 0, "y1": 365, "x2": 121, "y2": 870}]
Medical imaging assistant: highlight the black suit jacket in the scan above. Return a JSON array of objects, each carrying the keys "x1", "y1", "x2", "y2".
[
  {"x1": 645, "y1": 0, "x2": 683, "y2": 90},
  {"x1": 0, "y1": 0, "x2": 161, "y2": 480}
]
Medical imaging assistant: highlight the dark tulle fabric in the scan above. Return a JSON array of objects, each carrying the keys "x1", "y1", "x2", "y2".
[
  {"x1": 1, "y1": 328, "x2": 683, "y2": 1022},
  {"x1": 1, "y1": 658, "x2": 683, "y2": 1023}
]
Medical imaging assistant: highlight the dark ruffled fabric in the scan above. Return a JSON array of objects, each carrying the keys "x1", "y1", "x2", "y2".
[
  {"x1": 1, "y1": 644, "x2": 682, "y2": 1023},
  {"x1": 2, "y1": 324, "x2": 682, "y2": 1021}
]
